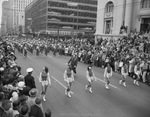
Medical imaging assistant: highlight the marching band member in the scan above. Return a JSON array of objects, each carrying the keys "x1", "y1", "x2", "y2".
[
  {"x1": 119, "y1": 63, "x2": 128, "y2": 87},
  {"x1": 85, "y1": 65, "x2": 96, "y2": 93},
  {"x1": 39, "y1": 66, "x2": 51, "y2": 101},
  {"x1": 68, "y1": 53, "x2": 78, "y2": 75},
  {"x1": 64, "y1": 65, "x2": 74, "y2": 97},
  {"x1": 23, "y1": 46, "x2": 27, "y2": 57},
  {"x1": 44, "y1": 45, "x2": 48, "y2": 56},
  {"x1": 134, "y1": 62, "x2": 141, "y2": 86},
  {"x1": 36, "y1": 46, "x2": 40, "y2": 56},
  {"x1": 104, "y1": 63, "x2": 113, "y2": 89}
]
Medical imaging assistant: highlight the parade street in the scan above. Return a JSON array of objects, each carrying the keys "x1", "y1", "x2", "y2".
[{"x1": 16, "y1": 51, "x2": 150, "y2": 117}]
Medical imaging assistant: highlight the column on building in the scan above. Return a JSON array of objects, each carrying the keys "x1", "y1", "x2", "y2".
[
  {"x1": 124, "y1": 0, "x2": 133, "y2": 33},
  {"x1": 95, "y1": 0, "x2": 105, "y2": 35}
]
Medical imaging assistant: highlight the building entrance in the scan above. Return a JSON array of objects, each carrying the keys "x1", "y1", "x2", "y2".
[{"x1": 140, "y1": 18, "x2": 150, "y2": 32}]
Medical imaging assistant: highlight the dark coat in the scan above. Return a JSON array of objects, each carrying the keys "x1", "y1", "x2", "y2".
[
  {"x1": 29, "y1": 104, "x2": 44, "y2": 117},
  {"x1": 68, "y1": 57, "x2": 78, "y2": 67},
  {"x1": 24, "y1": 74, "x2": 36, "y2": 89},
  {"x1": 0, "y1": 106, "x2": 7, "y2": 117},
  {"x1": 0, "y1": 106, "x2": 12, "y2": 117}
]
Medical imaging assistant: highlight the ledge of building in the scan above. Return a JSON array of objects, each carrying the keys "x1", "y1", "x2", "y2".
[{"x1": 95, "y1": 33, "x2": 125, "y2": 38}]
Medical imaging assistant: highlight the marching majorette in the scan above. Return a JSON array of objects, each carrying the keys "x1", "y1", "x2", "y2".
[
  {"x1": 134, "y1": 62, "x2": 141, "y2": 86},
  {"x1": 64, "y1": 65, "x2": 74, "y2": 97},
  {"x1": 104, "y1": 63, "x2": 113, "y2": 89},
  {"x1": 39, "y1": 66, "x2": 51, "y2": 101},
  {"x1": 85, "y1": 65, "x2": 96, "y2": 93},
  {"x1": 119, "y1": 63, "x2": 128, "y2": 87}
]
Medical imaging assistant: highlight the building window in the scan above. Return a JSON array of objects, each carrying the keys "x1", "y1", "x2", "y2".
[
  {"x1": 104, "y1": 1, "x2": 114, "y2": 34},
  {"x1": 141, "y1": 0, "x2": 150, "y2": 8},
  {"x1": 105, "y1": 1, "x2": 114, "y2": 13}
]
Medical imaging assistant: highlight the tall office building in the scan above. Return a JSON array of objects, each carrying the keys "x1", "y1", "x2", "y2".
[
  {"x1": 95, "y1": 0, "x2": 150, "y2": 39},
  {"x1": 1, "y1": 0, "x2": 33, "y2": 34},
  {"x1": 25, "y1": 0, "x2": 97, "y2": 37},
  {"x1": 1, "y1": 1, "x2": 9, "y2": 35}
]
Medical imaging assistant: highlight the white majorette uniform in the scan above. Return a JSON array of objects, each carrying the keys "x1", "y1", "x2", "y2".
[
  {"x1": 64, "y1": 67, "x2": 74, "y2": 97},
  {"x1": 85, "y1": 66, "x2": 96, "y2": 93},
  {"x1": 39, "y1": 71, "x2": 51, "y2": 101},
  {"x1": 134, "y1": 63, "x2": 141, "y2": 86},
  {"x1": 39, "y1": 72, "x2": 51, "y2": 86},
  {"x1": 104, "y1": 64, "x2": 113, "y2": 89},
  {"x1": 119, "y1": 64, "x2": 128, "y2": 87}
]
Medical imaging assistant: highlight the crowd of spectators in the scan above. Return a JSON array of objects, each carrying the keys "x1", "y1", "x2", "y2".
[
  {"x1": 0, "y1": 40, "x2": 51, "y2": 117},
  {"x1": 0, "y1": 31, "x2": 150, "y2": 116}
]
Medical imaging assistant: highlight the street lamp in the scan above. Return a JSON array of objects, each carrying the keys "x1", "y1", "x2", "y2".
[{"x1": 67, "y1": 2, "x2": 79, "y2": 39}]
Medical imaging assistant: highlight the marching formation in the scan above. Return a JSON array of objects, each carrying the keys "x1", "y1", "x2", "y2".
[{"x1": 0, "y1": 33, "x2": 150, "y2": 117}]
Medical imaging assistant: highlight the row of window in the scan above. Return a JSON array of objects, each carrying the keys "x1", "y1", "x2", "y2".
[
  {"x1": 48, "y1": 1, "x2": 97, "y2": 11},
  {"x1": 141, "y1": 0, "x2": 150, "y2": 8},
  {"x1": 47, "y1": 16, "x2": 96, "y2": 24},
  {"x1": 62, "y1": 0, "x2": 97, "y2": 5},
  {"x1": 47, "y1": 23, "x2": 94, "y2": 30},
  {"x1": 48, "y1": 8, "x2": 96, "y2": 18}
]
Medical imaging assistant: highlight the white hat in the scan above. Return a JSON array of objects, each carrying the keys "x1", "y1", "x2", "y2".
[
  {"x1": 17, "y1": 81, "x2": 25, "y2": 90},
  {"x1": 10, "y1": 92, "x2": 18, "y2": 102},
  {"x1": 18, "y1": 75, "x2": 24, "y2": 79},
  {"x1": 26, "y1": 68, "x2": 33, "y2": 72},
  {"x1": 0, "y1": 67, "x2": 4, "y2": 71},
  {"x1": 10, "y1": 63, "x2": 17, "y2": 67}
]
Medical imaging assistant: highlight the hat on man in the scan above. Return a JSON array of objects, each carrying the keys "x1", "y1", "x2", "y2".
[
  {"x1": 26, "y1": 68, "x2": 33, "y2": 73},
  {"x1": 29, "y1": 88, "x2": 38, "y2": 97},
  {"x1": 18, "y1": 75, "x2": 24, "y2": 82},
  {"x1": 10, "y1": 91, "x2": 19, "y2": 102},
  {"x1": 17, "y1": 81, "x2": 25, "y2": 90},
  {"x1": 19, "y1": 95, "x2": 28, "y2": 104},
  {"x1": 0, "y1": 67, "x2": 4, "y2": 71}
]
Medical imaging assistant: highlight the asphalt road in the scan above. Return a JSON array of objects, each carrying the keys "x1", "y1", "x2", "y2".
[{"x1": 15, "y1": 50, "x2": 150, "y2": 117}]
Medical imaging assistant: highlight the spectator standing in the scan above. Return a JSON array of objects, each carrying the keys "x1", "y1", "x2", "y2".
[
  {"x1": 27, "y1": 88, "x2": 38, "y2": 111},
  {"x1": 29, "y1": 97, "x2": 44, "y2": 117},
  {"x1": 134, "y1": 62, "x2": 141, "y2": 86}
]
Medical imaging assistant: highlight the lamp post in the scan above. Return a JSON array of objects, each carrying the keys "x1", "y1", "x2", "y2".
[{"x1": 67, "y1": 2, "x2": 79, "y2": 39}]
